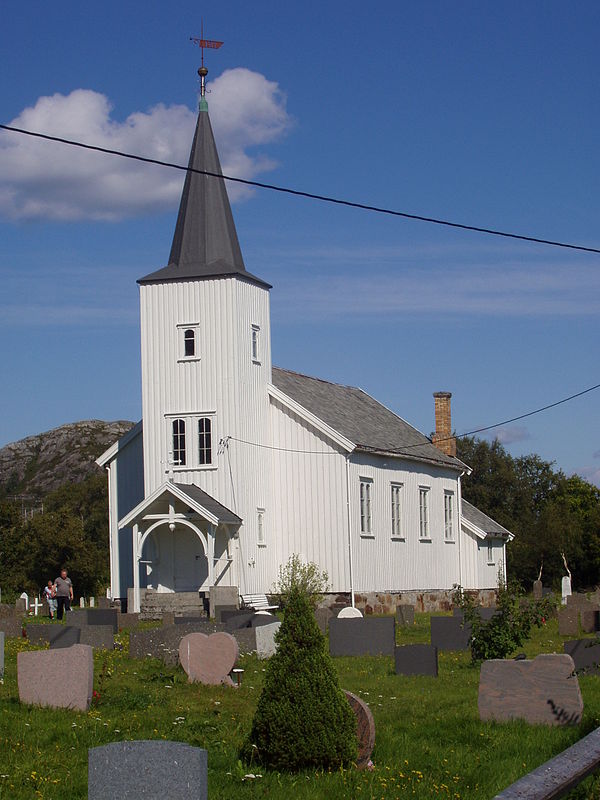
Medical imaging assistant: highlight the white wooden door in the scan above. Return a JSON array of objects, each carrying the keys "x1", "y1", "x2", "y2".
[{"x1": 173, "y1": 528, "x2": 208, "y2": 590}]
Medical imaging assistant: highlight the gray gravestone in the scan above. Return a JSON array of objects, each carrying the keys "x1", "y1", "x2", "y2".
[
  {"x1": 0, "y1": 631, "x2": 4, "y2": 678},
  {"x1": 231, "y1": 627, "x2": 256, "y2": 654},
  {"x1": 250, "y1": 613, "x2": 277, "y2": 628},
  {"x1": 209, "y1": 585, "x2": 239, "y2": 619},
  {"x1": 430, "y1": 616, "x2": 471, "y2": 651},
  {"x1": 255, "y1": 621, "x2": 281, "y2": 659},
  {"x1": 566, "y1": 593, "x2": 590, "y2": 608},
  {"x1": 79, "y1": 625, "x2": 115, "y2": 650},
  {"x1": 478, "y1": 654, "x2": 583, "y2": 725},
  {"x1": 580, "y1": 608, "x2": 600, "y2": 634},
  {"x1": 222, "y1": 610, "x2": 255, "y2": 630},
  {"x1": 15, "y1": 598, "x2": 26, "y2": 614},
  {"x1": 88, "y1": 740, "x2": 207, "y2": 800},
  {"x1": 329, "y1": 617, "x2": 395, "y2": 657},
  {"x1": 314, "y1": 607, "x2": 333, "y2": 634},
  {"x1": 395, "y1": 644, "x2": 438, "y2": 677},
  {"x1": 0, "y1": 616, "x2": 23, "y2": 638},
  {"x1": 533, "y1": 580, "x2": 543, "y2": 600},
  {"x1": 396, "y1": 605, "x2": 415, "y2": 626},
  {"x1": 27, "y1": 624, "x2": 81, "y2": 649},
  {"x1": 214, "y1": 605, "x2": 237, "y2": 623},
  {"x1": 86, "y1": 608, "x2": 119, "y2": 633},
  {"x1": 129, "y1": 621, "x2": 224, "y2": 665},
  {"x1": 564, "y1": 639, "x2": 600, "y2": 674},
  {"x1": 116, "y1": 612, "x2": 140, "y2": 629},
  {"x1": 558, "y1": 607, "x2": 579, "y2": 636}
]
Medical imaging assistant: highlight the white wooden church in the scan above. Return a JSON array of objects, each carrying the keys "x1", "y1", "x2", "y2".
[{"x1": 97, "y1": 68, "x2": 512, "y2": 612}]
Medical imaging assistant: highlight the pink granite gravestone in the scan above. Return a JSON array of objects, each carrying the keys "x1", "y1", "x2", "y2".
[
  {"x1": 478, "y1": 653, "x2": 583, "y2": 726},
  {"x1": 178, "y1": 632, "x2": 238, "y2": 686},
  {"x1": 343, "y1": 690, "x2": 375, "y2": 769},
  {"x1": 18, "y1": 644, "x2": 94, "y2": 711}
]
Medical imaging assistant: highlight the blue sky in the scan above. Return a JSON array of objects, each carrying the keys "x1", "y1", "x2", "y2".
[{"x1": 1, "y1": 1, "x2": 599, "y2": 485}]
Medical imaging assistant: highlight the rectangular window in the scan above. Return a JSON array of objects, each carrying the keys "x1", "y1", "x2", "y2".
[
  {"x1": 487, "y1": 541, "x2": 494, "y2": 564},
  {"x1": 391, "y1": 483, "x2": 403, "y2": 538},
  {"x1": 172, "y1": 419, "x2": 186, "y2": 466},
  {"x1": 359, "y1": 479, "x2": 373, "y2": 535},
  {"x1": 177, "y1": 323, "x2": 200, "y2": 361},
  {"x1": 419, "y1": 487, "x2": 430, "y2": 539},
  {"x1": 257, "y1": 508, "x2": 265, "y2": 546},
  {"x1": 444, "y1": 491, "x2": 455, "y2": 541},
  {"x1": 198, "y1": 417, "x2": 212, "y2": 465},
  {"x1": 251, "y1": 325, "x2": 260, "y2": 362}
]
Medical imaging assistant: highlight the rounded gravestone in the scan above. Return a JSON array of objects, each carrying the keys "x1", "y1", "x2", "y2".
[
  {"x1": 338, "y1": 606, "x2": 363, "y2": 619},
  {"x1": 178, "y1": 632, "x2": 238, "y2": 686},
  {"x1": 343, "y1": 690, "x2": 375, "y2": 769}
]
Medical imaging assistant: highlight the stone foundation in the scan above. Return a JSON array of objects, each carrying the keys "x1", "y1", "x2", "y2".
[{"x1": 319, "y1": 589, "x2": 497, "y2": 615}]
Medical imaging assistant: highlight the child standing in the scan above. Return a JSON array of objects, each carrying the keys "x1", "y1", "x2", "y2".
[{"x1": 43, "y1": 580, "x2": 57, "y2": 620}]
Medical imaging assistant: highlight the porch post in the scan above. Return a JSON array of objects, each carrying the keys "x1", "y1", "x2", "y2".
[
  {"x1": 208, "y1": 523, "x2": 216, "y2": 586},
  {"x1": 132, "y1": 522, "x2": 141, "y2": 613}
]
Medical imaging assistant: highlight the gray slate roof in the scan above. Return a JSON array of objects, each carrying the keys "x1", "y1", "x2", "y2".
[
  {"x1": 174, "y1": 483, "x2": 242, "y2": 526},
  {"x1": 461, "y1": 499, "x2": 512, "y2": 538},
  {"x1": 271, "y1": 367, "x2": 464, "y2": 470},
  {"x1": 139, "y1": 107, "x2": 270, "y2": 289}
]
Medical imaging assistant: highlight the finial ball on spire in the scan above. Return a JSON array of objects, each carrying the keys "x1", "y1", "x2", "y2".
[{"x1": 198, "y1": 66, "x2": 208, "y2": 77}]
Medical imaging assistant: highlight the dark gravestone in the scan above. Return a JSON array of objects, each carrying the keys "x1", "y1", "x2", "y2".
[
  {"x1": 558, "y1": 607, "x2": 579, "y2": 636},
  {"x1": 567, "y1": 593, "x2": 590, "y2": 608},
  {"x1": 580, "y1": 608, "x2": 600, "y2": 634},
  {"x1": 396, "y1": 605, "x2": 415, "y2": 626},
  {"x1": 343, "y1": 691, "x2": 375, "y2": 770},
  {"x1": 116, "y1": 612, "x2": 140, "y2": 630},
  {"x1": 88, "y1": 740, "x2": 207, "y2": 800},
  {"x1": 329, "y1": 617, "x2": 395, "y2": 657},
  {"x1": 564, "y1": 639, "x2": 600, "y2": 674},
  {"x1": 0, "y1": 616, "x2": 23, "y2": 638},
  {"x1": 214, "y1": 605, "x2": 237, "y2": 624},
  {"x1": 395, "y1": 644, "x2": 438, "y2": 677},
  {"x1": 86, "y1": 609, "x2": 119, "y2": 633},
  {"x1": 223, "y1": 610, "x2": 255, "y2": 630},
  {"x1": 314, "y1": 607, "x2": 333, "y2": 634},
  {"x1": 231, "y1": 627, "x2": 256, "y2": 654},
  {"x1": 250, "y1": 613, "x2": 277, "y2": 628},
  {"x1": 129, "y1": 621, "x2": 225, "y2": 665},
  {"x1": 15, "y1": 598, "x2": 27, "y2": 614},
  {"x1": 27, "y1": 624, "x2": 81, "y2": 649},
  {"x1": 79, "y1": 625, "x2": 115, "y2": 650},
  {"x1": 0, "y1": 603, "x2": 17, "y2": 618},
  {"x1": 430, "y1": 616, "x2": 471, "y2": 651}
]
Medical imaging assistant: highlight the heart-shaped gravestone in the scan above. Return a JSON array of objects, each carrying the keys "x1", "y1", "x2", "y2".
[{"x1": 178, "y1": 632, "x2": 239, "y2": 686}]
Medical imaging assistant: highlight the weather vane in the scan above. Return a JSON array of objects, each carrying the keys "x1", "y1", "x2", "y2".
[{"x1": 190, "y1": 22, "x2": 223, "y2": 97}]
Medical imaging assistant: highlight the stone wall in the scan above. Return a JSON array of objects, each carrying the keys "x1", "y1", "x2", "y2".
[{"x1": 320, "y1": 589, "x2": 497, "y2": 615}]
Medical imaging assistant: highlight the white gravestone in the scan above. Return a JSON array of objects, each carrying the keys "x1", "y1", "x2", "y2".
[
  {"x1": 80, "y1": 597, "x2": 86, "y2": 608},
  {"x1": 19, "y1": 592, "x2": 29, "y2": 611},
  {"x1": 255, "y1": 621, "x2": 281, "y2": 659},
  {"x1": 561, "y1": 576, "x2": 572, "y2": 606},
  {"x1": 90, "y1": 597, "x2": 95, "y2": 608},
  {"x1": 338, "y1": 606, "x2": 363, "y2": 619}
]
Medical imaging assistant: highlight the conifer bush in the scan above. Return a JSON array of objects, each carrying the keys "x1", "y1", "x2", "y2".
[{"x1": 241, "y1": 587, "x2": 357, "y2": 771}]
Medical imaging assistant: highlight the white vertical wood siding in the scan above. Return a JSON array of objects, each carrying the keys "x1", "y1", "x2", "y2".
[
  {"x1": 268, "y1": 397, "x2": 350, "y2": 593},
  {"x1": 459, "y1": 527, "x2": 480, "y2": 589},
  {"x1": 349, "y1": 454, "x2": 463, "y2": 592},
  {"x1": 139, "y1": 277, "x2": 272, "y2": 594},
  {"x1": 476, "y1": 538, "x2": 504, "y2": 589}
]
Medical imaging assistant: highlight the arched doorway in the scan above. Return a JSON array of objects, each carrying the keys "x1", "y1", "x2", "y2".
[{"x1": 140, "y1": 520, "x2": 209, "y2": 592}]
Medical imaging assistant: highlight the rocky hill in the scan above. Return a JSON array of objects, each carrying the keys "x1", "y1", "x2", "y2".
[{"x1": 0, "y1": 420, "x2": 135, "y2": 499}]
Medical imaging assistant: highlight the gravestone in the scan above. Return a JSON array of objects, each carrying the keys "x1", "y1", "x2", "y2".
[
  {"x1": 209, "y1": 585, "x2": 239, "y2": 619},
  {"x1": 175, "y1": 616, "x2": 207, "y2": 625},
  {"x1": 222, "y1": 610, "x2": 255, "y2": 630},
  {"x1": 564, "y1": 639, "x2": 600, "y2": 674},
  {"x1": 250, "y1": 613, "x2": 277, "y2": 628},
  {"x1": 580, "y1": 608, "x2": 600, "y2": 634},
  {"x1": 558, "y1": 607, "x2": 579, "y2": 636},
  {"x1": 129, "y1": 622, "x2": 225, "y2": 665},
  {"x1": 18, "y1": 644, "x2": 93, "y2": 711},
  {"x1": 478, "y1": 653, "x2": 583, "y2": 725},
  {"x1": 396, "y1": 604, "x2": 415, "y2": 626},
  {"x1": 89, "y1": 597, "x2": 95, "y2": 608},
  {"x1": 533, "y1": 580, "x2": 543, "y2": 600},
  {"x1": 430, "y1": 616, "x2": 471, "y2": 651},
  {"x1": 27, "y1": 624, "x2": 81, "y2": 649},
  {"x1": 162, "y1": 612, "x2": 175, "y2": 627},
  {"x1": 79, "y1": 625, "x2": 115, "y2": 650},
  {"x1": 0, "y1": 616, "x2": 23, "y2": 638},
  {"x1": 395, "y1": 644, "x2": 438, "y2": 677},
  {"x1": 566, "y1": 593, "x2": 590, "y2": 608},
  {"x1": 231, "y1": 627, "x2": 256, "y2": 654},
  {"x1": 215, "y1": 605, "x2": 237, "y2": 624},
  {"x1": 178, "y1": 632, "x2": 238, "y2": 686},
  {"x1": 343, "y1": 690, "x2": 375, "y2": 769},
  {"x1": 86, "y1": 608, "x2": 119, "y2": 633},
  {"x1": 80, "y1": 597, "x2": 85, "y2": 608},
  {"x1": 329, "y1": 617, "x2": 395, "y2": 657},
  {"x1": 314, "y1": 607, "x2": 333, "y2": 634},
  {"x1": 98, "y1": 597, "x2": 111, "y2": 609},
  {"x1": 0, "y1": 631, "x2": 4, "y2": 678},
  {"x1": 15, "y1": 597, "x2": 26, "y2": 614},
  {"x1": 116, "y1": 612, "x2": 140, "y2": 629},
  {"x1": 88, "y1": 740, "x2": 207, "y2": 800},
  {"x1": 255, "y1": 621, "x2": 281, "y2": 659},
  {"x1": 562, "y1": 576, "x2": 572, "y2": 605},
  {"x1": 338, "y1": 606, "x2": 363, "y2": 619},
  {"x1": 19, "y1": 592, "x2": 29, "y2": 611}
]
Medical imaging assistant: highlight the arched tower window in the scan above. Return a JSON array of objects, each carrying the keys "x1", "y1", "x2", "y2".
[
  {"x1": 184, "y1": 329, "x2": 195, "y2": 357},
  {"x1": 172, "y1": 419, "x2": 186, "y2": 466},
  {"x1": 198, "y1": 417, "x2": 212, "y2": 465}
]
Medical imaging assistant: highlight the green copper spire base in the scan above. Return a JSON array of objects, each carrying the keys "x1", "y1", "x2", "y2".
[{"x1": 199, "y1": 96, "x2": 209, "y2": 112}]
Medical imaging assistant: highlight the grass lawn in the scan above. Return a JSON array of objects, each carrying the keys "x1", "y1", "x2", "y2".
[{"x1": 2, "y1": 614, "x2": 600, "y2": 799}]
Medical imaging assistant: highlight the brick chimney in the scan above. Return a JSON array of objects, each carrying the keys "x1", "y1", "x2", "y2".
[{"x1": 432, "y1": 391, "x2": 456, "y2": 457}]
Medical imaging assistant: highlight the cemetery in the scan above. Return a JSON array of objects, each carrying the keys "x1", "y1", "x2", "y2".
[{"x1": 2, "y1": 594, "x2": 600, "y2": 798}]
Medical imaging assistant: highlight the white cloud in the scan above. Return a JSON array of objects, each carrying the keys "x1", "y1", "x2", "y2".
[
  {"x1": 0, "y1": 69, "x2": 292, "y2": 221},
  {"x1": 480, "y1": 426, "x2": 531, "y2": 445}
]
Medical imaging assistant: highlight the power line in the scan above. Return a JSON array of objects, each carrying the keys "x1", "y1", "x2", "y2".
[
  {"x1": 1, "y1": 122, "x2": 599, "y2": 255},
  {"x1": 223, "y1": 381, "x2": 600, "y2": 457}
]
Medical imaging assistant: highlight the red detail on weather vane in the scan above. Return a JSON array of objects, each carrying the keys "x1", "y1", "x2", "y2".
[{"x1": 190, "y1": 23, "x2": 223, "y2": 68}]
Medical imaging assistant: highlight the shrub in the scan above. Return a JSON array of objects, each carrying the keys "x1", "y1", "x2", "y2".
[
  {"x1": 272, "y1": 553, "x2": 329, "y2": 609},
  {"x1": 453, "y1": 581, "x2": 556, "y2": 664},
  {"x1": 241, "y1": 587, "x2": 357, "y2": 771}
]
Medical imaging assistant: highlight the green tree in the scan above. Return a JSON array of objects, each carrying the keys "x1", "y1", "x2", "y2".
[
  {"x1": 242, "y1": 587, "x2": 357, "y2": 771},
  {"x1": 272, "y1": 553, "x2": 329, "y2": 609}
]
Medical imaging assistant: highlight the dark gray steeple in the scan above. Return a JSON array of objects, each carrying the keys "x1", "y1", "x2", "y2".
[{"x1": 139, "y1": 94, "x2": 270, "y2": 289}]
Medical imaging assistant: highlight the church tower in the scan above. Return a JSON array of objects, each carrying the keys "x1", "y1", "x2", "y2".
[{"x1": 130, "y1": 61, "x2": 273, "y2": 595}]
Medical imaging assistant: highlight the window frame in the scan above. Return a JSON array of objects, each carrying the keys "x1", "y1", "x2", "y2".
[
  {"x1": 487, "y1": 540, "x2": 495, "y2": 565},
  {"x1": 172, "y1": 418, "x2": 186, "y2": 466},
  {"x1": 390, "y1": 482, "x2": 404, "y2": 540},
  {"x1": 177, "y1": 322, "x2": 201, "y2": 362},
  {"x1": 359, "y1": 478, "x2": 374, "y2": 537},
  {"x1": 257, "y1": 507, "x2": 266, "y2": 546},
  {"x1": 444, "y1": 490, "x2": 455, "y2": 542},
  {"x1": 419, "y1": 486, "x2": 431, "y2": 541},
  {"x1": 251, "y1": 324, "x2": 260, "y2": 363},
  {"x1": 197, "y1": 417, "x2": 213, "y2": 466},
  {"x1": 165, "y1": 412, "x2": 217, "y2": 471}
]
